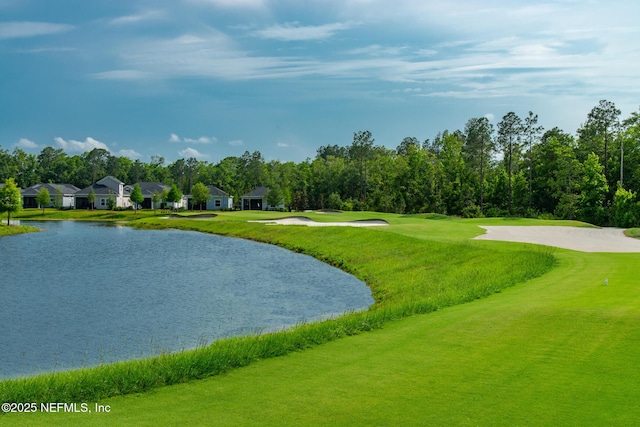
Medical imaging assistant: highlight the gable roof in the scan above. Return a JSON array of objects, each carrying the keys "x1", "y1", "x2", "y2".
[
  {"x1": 96, "y1": 176, "x2": 124, "y2": 193},
  {"x1": 241, "y1": 186, "x2": 269, "y2": 198},
  {"x1": 185, "y1": 185, "x2": 232, "y2": 198},
  {"x1": 21, "y1": 183, "x2": 80, "y2": 196},
  {"x1": 130, "y1": 182, "x2": 171, "y2": 196},
  {"x1": 206, "y1": 185, "x2": 231, "y2": 197},
  {"x1": 75, "y1": 183, "x2": 131, "y2": 197}
]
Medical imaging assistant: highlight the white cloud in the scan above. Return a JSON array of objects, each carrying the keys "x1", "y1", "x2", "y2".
[
  {"x1": 228, "y1": 139, "x2": 244, "y2": 147},
  {"x1": 277, "y1": 142, "x2": 289, "y2": 148},
  {"x1": 16, "y1": 138, "x2": 38, "y2": 149},
  {"x1": 55, "y1": 137, "x2": 110, "y2": 153},
  {"x1": 91, "y1": 70, "x2": 153, "y2": 80},
  {"x1": 115, "y1": 149, "x2": 142, "y2": 159},
  {"x1": 178, "y1": 147, "x2": 209, "y2": 159},
  {"x1": 109, "y1": 10, "x2": 166, "y2": 26},
  {"x1": 0, "y1": 21, "x2": 73, "y2": 39},
  {"x1": 169, "y1": 133, "x2": 216, "y2": 143},
  {"x1": 252, "y1": 22, "x2": 357, "y2": 42},
  {"x1": 186, "y1": 0, "x2": 267, "y2": 9},
  {"x1": 484, "y1": 113, "x2": 495, "y2": 121},
  {"x1": 184, "y1": 136, "x2": 216, "y2": 144}
]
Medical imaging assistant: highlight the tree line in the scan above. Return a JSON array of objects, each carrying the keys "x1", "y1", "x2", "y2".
[{"x1": 1, "y1": 99, "x2": 639, "y2": 227}]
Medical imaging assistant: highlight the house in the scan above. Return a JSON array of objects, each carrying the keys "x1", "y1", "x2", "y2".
[
  {"x1": 241, "y1": 186, "x2": 284, "y2": 210},
  {"x1": 241, "y1": 186, "x2": 268, "y2": 210},
  {"x1": 126, "y1": 182, "x2": 171, "y2": 210},
  {"x1": 187, "y1": 185, "x2": 234, "y2": 210},
  {"x1": 75, "y1": 176, "x2": 131, "y2": 209},
  {"x1": 21, "y1": 183, "x2": 79, "y2": 209}
]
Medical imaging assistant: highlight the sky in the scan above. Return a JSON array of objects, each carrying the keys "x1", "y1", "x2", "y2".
[{"x1": 1, "y1": 0, "x2": 639, "y2": 164}]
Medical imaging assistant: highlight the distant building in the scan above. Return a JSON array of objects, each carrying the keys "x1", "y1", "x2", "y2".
[
  {"x1": 21, "y1": 183, "x2": 80, "y2": 209},
  {"x1": 187, "y1": 185, "x2": 234, "y2": 210},
  {"x1": 75, "y1": 176, "x2": 130, "y2": 209},
  {"x1": 126, "y1": 182, "x2": 171, "y2": 210},
  {"x1": 241, "y1": 186, "x2": 269, "y2": 210}
]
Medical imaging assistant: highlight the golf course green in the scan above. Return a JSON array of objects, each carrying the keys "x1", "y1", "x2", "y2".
[{"x1": 1, "y1": 211, "x2": 638, "y2": 426}]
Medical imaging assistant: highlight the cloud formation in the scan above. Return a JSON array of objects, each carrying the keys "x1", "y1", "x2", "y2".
[
  {"x1": 115, "y1": 149, "x2": 142, "y2": 159},
  {"x1": 252, "y1": 22, "x2": 356, "y2": 41},
  {"x1": 109, "y1": 10, "x2": 166, "y2": 26},
  {"x1": 178, "y1": 147, "x2": 208, "y2": 159},
  {"x1": 55, "y1": 137, "x2": 110, "y2": 153},
  {"x1": 16, "y1": 138, "x2": 38, "y2": 149},
  {"x1": 0, "y1": 21, "x2": 73, "y2": 39},
  {"x1": 169, "y1": 133, "x2": 216, "y2": 144}
]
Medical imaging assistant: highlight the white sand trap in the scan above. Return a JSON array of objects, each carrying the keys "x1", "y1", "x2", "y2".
[
  {"x1": 249, "y1": 217, "x2": 388, "y2": 227},
  {"x1": 474, "y1": 226, "x2": 640, "y2": 252}
]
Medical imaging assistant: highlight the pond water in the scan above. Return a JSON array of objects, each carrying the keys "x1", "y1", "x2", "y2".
[{"x1": 0, "y1": 221, "x2": 373, "y2": 379}]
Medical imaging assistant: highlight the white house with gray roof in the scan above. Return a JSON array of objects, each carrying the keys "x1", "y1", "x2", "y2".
[
  {"x1": 187, "y1": 185, "x2": 233, "y2": 210},
  {"x1": 21, "y1": 183, "x2": 80, "y2": 209},
  {"x1": 75, "y1": 176, "x2": 131, "y2": 209}
]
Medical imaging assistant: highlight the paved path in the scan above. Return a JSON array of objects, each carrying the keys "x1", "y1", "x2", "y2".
[{"x1": 474, "y1": 226, "x2": 640, "y2": 252}]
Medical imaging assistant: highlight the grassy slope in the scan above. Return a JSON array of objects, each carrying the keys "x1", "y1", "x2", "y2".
[
  {"x1": 625, "y1": 228, "x2": 640, "y2": 239},
  {"x1": 0, "y1": 223, "x2": 39, "y2": 236},
  {"x1": 3, "y1": 212, "x2": 639, "y2": 425}
]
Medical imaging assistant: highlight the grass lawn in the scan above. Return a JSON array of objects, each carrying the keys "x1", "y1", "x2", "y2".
[
  {"x1": 2, "y1": 211, "x2": 639, "y2": 425},
  {"x1": 0, "y1": 223, "x2": 39, "y2": 236}
]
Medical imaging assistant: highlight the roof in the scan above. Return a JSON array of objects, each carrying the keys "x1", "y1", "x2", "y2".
[
  {"x1": 130, "y1": 182, "x2": 171, "y2": 196},
  {"x1": 21, "y1": 183, "x2": 80, "y2": 196},
  {"x1": 206, "y1": 185, "x2": 231, "y2": 197},
  {"x1": 241, "y1": 186, "x2": 269, "y2": 198},
  {"x1": 75, "y1": 183, "x2": 131, "y2": 197}
]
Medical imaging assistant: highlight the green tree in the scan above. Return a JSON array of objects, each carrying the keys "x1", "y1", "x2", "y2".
[
  {"x1": 0, "y1": 178, "x2": 22, "y2": 225},
  {"x1": 107, "y1": 190, "x2": 116, "y2": 211},
  {"x1": 53, "y1": 187, "x2": 63, "y2": 209},
  {"x1": 578, "y1": 100, "x2": 621, "y2": 192},
  {"x1": 160, "y1": 188, "x2": 169, "y2": 210},
  {"x1": 152, "y1": 190, "x2": 162, "y2": 214},
  {"x1": 167, "y1": 184, "x2": 182, "y2": 210},
  {"x1": 578, "y1": 153, "x2": 609, "y2": 225},
  {"x1": 463, "y1": 117, "x2": 495, "y2": 210},
  {"x1": 266, "y1": 187, "x2": 283, "y2": 209},
  {"x1": 191, "y1": 182, "x2": 210, "y2": 211},
  {"x1": 613, "y1": 186, "x2": 639, "y2": 228},
  {"x1": 497, "y1": 112, "x2": 523, "y2": 214},
  {"x1": 130, "y1": 183, "x2": 144, "y2": 214},
  {"x1": 88, "y1": 188, "x2": 96, "y2": 210},
  {"x1": 349, "y1": 130, "x2": 374, "y2": 203},
  {"x1": 523, "y1": 111, "x2": 544, "y2": 209},
  {"x1": 36, "y1": 187, "x2": 50, "y2": 214}
]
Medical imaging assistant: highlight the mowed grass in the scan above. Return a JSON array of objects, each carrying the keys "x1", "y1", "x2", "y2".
[{"x1": 2, "y1": 212, "x2": 639, "y2": 425}]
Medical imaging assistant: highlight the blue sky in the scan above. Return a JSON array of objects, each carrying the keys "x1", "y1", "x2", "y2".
[{"x1": 1, "y1": 0, "x2": 639, "y2": 163}]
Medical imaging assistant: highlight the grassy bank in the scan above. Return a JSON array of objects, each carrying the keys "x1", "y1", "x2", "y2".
[
  {"x1": 11, "y1": 208, "x2": 163, "y2": 221},
  {"x1": 0, "y1": 214, "x2": 554, "y2": 407},
  {"x1": 625, "y1": 228, "x2": 640, "y2": 239},
  {"x1": 0, "y1": 223, "x2": 39, "y2": 236}
]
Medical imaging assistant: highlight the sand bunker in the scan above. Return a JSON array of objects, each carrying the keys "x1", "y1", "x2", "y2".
[
  {"x1": 474, "y1": 226, "x2": 640, "y2": 252},
  {"x1": 249, "y1": 217, "x2": 388, "y2": 227}
]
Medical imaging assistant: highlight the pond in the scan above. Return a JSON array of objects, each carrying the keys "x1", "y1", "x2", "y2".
[{"x1": 0, "y1": 221, "x2": 374, "y2": 379}]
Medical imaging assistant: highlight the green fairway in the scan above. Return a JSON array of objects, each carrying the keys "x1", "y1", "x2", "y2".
[{"x1": 2, "y1": 212, "x2": 639, "y2": 426}]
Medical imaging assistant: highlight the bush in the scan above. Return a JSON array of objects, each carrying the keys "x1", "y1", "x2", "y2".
[
  {"x1": 340, "y1": 199, "x2": 354, "y2": 211},
  {"x1": 461, "y1": 203, "x2": 483, "y2": 218},
  {"x1": 613, "y1": 186, "x2": 639, "y2": 228}
]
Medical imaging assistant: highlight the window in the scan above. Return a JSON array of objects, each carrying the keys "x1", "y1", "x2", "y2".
[
  {"x1": 215, "y1": 200, "x2": 221, "y2": 207},
  {"x1": 100, "y1": 198, "x2": 106, "y2": 206}
]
